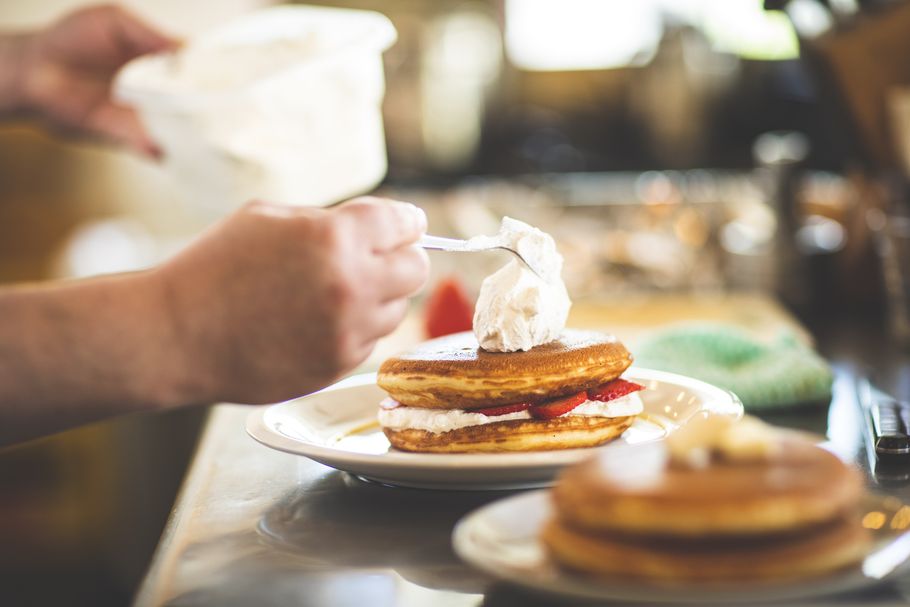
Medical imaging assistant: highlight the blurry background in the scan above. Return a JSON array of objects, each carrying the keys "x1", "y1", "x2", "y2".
[{"x1": 2, "y1": 0, "x2": 910, "y2": 604}]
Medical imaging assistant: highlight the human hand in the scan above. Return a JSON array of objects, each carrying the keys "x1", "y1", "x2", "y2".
[
  {"x1": 17, "y1": 5, "x2": 176, "y2": 155},
  {"x1": 151, "y1": 197, "x2": 430, "y2": 405}
]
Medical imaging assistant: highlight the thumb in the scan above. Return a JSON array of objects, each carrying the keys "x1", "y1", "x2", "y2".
[{"x1": 110, "y1": 6, "x2": 179, "y2": 61}]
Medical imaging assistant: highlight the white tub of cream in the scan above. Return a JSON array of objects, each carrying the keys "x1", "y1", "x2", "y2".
[{"x1": 115, "y1": 5, "x2": 397, "y2": 212}]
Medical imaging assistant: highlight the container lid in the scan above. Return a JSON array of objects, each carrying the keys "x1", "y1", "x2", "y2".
[{"x1": 115, "y1": 5, "x2": 397, "y2": 110}]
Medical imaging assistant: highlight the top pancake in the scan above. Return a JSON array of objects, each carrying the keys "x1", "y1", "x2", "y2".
[
  {"x1": 552, "y1": 438, "x2": 864, "y2": 537},
  {"x1": 377, "y1": 329, "x2": 633, "y2": 409}
]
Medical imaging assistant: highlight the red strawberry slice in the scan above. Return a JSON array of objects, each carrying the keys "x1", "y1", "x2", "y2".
[
  {"x1": 379, "y1": 398, "x2": 401, "y2": 410},
  {"x1": 473, "y1": 402, "x2": 534, "y2": 417},
  {"x1": 587, "y1": 379, "x2": 645, "y2": 402},
  {"x1": 529, "y1": 392, "x2": 588, "y2": 420},
  {"x1": 424, "y1": 276, "x2": 475, "y2": 338}
]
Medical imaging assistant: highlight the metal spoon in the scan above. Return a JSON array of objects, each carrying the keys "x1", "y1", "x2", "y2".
[
  {"x1": 863, "y1": 528, "x2": 910, "y2": 579},
  {"x1": 419, "y1": 234, "x2": 544, "y2": 279}
]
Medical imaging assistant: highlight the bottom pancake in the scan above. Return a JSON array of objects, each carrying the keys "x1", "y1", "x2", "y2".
[
  {"x1": 542, "y1": 516, "x2": 870, "y2": 583},
  {"x1": 383, "y1": 415, "x2": 635, "y2": 453}
]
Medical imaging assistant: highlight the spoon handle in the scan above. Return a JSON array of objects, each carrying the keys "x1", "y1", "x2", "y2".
[{"x1": 419, "y1": 234, "x2": 473, "y2": 252}]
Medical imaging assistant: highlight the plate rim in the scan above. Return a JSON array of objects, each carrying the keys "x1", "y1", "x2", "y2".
[{"x1": 245, "y1": 367, "x2": 743, "y2": 471}]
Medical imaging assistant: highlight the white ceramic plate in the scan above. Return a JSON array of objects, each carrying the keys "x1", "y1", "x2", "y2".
[
  {"x1": 246, "y1": 368, "x2": 743, "y2": 490},
  {"x1": 453, "y1": 490, "x2": 910, "y2": 604}
]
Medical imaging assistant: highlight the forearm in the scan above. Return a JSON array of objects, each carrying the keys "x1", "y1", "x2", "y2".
[
  {"x1": 0, "y1": 32, "x2": 29, "y2": 116},
  {"x1": 0, "y1": 270, "x2": 199, "y2": 445}
]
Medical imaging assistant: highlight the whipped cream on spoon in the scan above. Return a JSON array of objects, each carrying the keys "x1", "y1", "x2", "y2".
[{"x1": 470, "y1": 218, "x2": 571, "y2": 352}]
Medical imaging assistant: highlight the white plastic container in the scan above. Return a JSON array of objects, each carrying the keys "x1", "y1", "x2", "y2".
[{"x1": 115, "y1": 5, "x2": 397, "y2": 212}]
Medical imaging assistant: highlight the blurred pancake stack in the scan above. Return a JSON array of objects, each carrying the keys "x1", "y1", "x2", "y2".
[{"x1": 543, "y1": 415, "x2": 871, "y2": 583}]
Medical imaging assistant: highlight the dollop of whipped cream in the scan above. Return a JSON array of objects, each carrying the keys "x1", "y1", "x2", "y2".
[
  {"x1": 666, "y1": 414, "x2": 781, "y2": 468},
  {"x1": 470, "y1": 217, "x2": 571, "y2": 352},
  {"x1": 596, "y1": 441, "x2": 668, "y2": 489}
]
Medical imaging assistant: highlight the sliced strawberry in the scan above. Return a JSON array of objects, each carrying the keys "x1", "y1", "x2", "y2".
[
  {"x1": 473, "y1": 402, "x2": 534, "y2": 417},
  {"x1": 379, "y1": 397, "x2": 401, "y2": 410},
  {"x1": 529, "y1": 391, "x2": 588, "y2": 420},
  {"x1": 424, "y1": 276, "x2": 475, "y2": 338},
  {"x1": 587, "y1": 378, "x2": 645, "y2": 402}
]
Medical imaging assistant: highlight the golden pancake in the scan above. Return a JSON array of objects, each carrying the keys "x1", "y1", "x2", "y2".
[
  {"x1": 377, "y1": 330, "x2": 633, "y2": 409},
  {"x1": 544, "y1": 430, "x2": 871, "y2": 584},
  {"x1": 542, "y1": 515, "x2": 870, "y2": 583},
  {"x1": 383, "y1": 415, "x2": 635, "y2": 453},
  {"x1": 551, "y1": 438, "x2": 864, "y2": 537}
]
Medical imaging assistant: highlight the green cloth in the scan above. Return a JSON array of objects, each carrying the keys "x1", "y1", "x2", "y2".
[{"x1": 632, "y1": 323, "x2": 833, "y2": 410}]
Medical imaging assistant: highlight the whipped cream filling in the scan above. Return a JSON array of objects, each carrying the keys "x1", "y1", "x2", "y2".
[
  {"x1": 471, "y1": 217, "x2": 571, "y2": 352},
  {"x1": 377, "y1": 393, "x2": 643, "y2": 434}
]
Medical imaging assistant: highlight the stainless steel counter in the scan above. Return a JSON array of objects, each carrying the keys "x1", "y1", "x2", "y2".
[
  {"x1": 134, "y1": 403, "x2": 504, "y2": 607},
  {"x1": 134, "y1": 310, "x2": 910, "y2": 607}
]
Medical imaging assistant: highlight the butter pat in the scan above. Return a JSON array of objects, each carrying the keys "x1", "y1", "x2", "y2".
[
  {"x1": 715, "y1": 416, "x2": 782, "y2": 462},
  {"x1": 667, "y1": 414, "x2": 780, "y2": 468},
  {"x1": 471, "y1": 217, "x2": 571, "y2": 352}
]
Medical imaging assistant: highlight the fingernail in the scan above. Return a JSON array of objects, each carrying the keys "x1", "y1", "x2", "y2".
[
  {"x1": 412, "y1": 204, "x2": 428, "y2": 233},
  {"x1": 398, "y1": 201, "x2": 427, "y2": 233}
]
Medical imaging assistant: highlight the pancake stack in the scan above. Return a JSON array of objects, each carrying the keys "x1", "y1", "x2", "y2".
[
  {"x1": 376, "y1": 329, "x2": 643, "y2": 453},
  {"x1": 542, "y1": 418, "x2": 871, "y2": 583}
]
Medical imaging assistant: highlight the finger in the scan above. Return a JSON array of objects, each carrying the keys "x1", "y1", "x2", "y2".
[
  {"x1": 362, "y1": 299, "x2": 410, "y2": 343},
  {"x1": 109, "y1": 6, "x2": 179, "y2": 61},
  {"x1": 85, "y1": 102, "x2": 161, "y2": 158},
  {"x1": 340, "y1": 198, "x2": 427, "y2": 253},
  {"x1": 375, "y1": 245, "x2": 430, "y2": 302},
  {"x1": 350, "y1": 338, "x2": 379, "y2": 371}
]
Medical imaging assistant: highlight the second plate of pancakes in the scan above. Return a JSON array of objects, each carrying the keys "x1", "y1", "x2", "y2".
[
  {"x1": 246, "y1": 368, "x2": 743, "y2": 490},
  {"x1": 452, "y1": 489, "x2": 910, "y2": 604}
]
